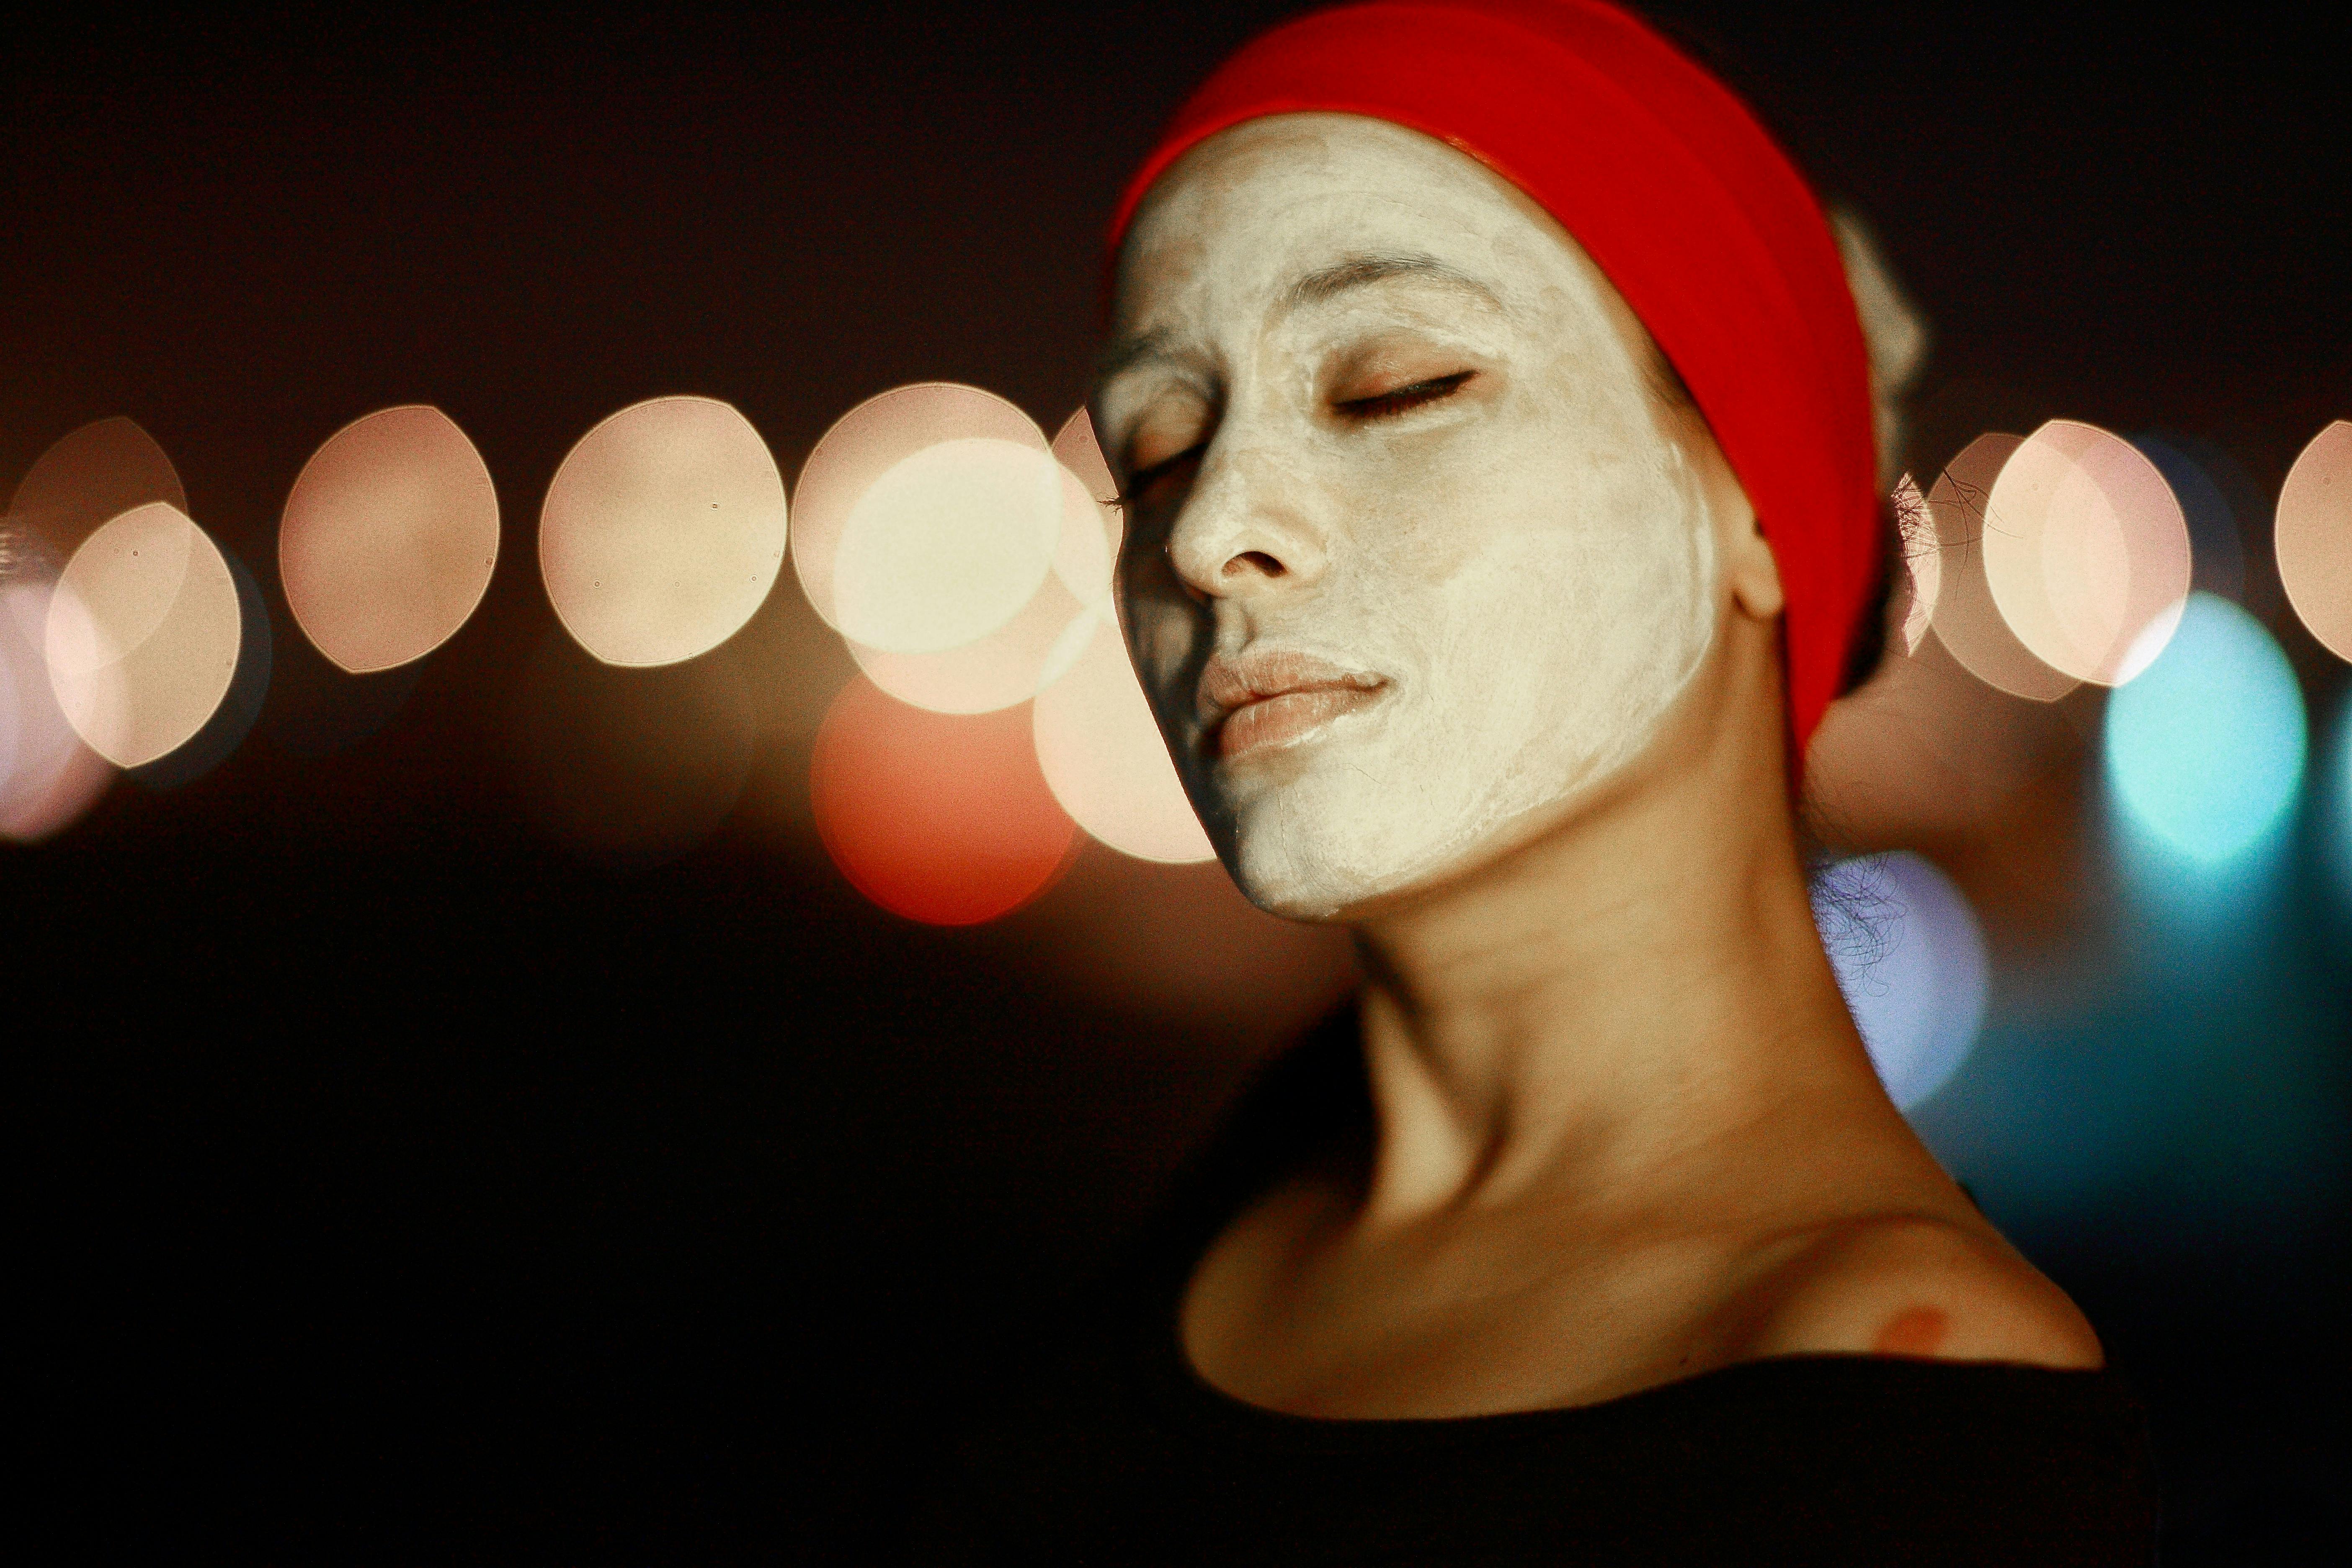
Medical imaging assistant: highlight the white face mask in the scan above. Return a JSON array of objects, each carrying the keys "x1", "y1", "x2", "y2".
[{"x1": 1097, "y1": 114, "x2": 1724, "y2": 920}]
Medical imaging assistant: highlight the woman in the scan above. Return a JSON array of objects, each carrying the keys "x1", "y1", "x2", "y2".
[{"x1": 921, "y1": 3, "x2": 2155, "y2": 1560}]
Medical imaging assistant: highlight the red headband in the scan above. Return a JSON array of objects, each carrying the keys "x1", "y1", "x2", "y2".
[{"x1": 1106, "y1": 0, "x2": 1877, "y2": 757}]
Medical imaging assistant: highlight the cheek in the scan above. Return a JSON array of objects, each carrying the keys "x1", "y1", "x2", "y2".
[
  {"x1": 1376, "y1": 400, "x2": 1718, "y2": 802},
  {"x1": 1222, "y1": 446, "x2": 1716, "y2": 914},
  {"x1": 1377, "y1": 391, "x2": 1715, "y2": 659}
]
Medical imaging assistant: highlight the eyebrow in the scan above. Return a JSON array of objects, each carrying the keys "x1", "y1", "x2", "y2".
[
  {"x1": 1284, "y1": 251, "x2": 1500, "y2": 312},
  {"x1": 1094, "y1": 253, "x2": 1505, "y2": 400},
  {"x1": 1095, "y1": 328, "x2": 1176, "y2": 385}
]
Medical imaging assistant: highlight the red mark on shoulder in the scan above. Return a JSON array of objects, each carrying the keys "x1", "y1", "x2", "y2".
[{"x1": 1873, "y1": 1306, "x2": 1951, "y2": 1357}]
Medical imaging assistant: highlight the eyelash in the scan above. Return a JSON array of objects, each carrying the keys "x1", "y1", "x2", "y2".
[
  {"x1": 1111, "y1": 448, "x2": 1201, "y2": 512},
  {"x1": 1111, "y1": 371, "x2": 1477, "y2": 510},
  {"x1": 1334, "y1": 369, "x2": 1477, "y2": 420}
]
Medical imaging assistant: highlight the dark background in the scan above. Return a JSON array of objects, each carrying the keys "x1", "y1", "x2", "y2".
[{"x1": 10, "y1": 3, "x2": 2348, "y2": 1560}]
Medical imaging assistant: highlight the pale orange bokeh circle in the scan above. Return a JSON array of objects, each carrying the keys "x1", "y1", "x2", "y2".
[
  {"x1": 1032, "y1": 619, "x2": 1215, "y2": 864},
  {"x1": 8, "y1": 416, "x2": 186, "y2": 565},
  {"x1": 791, "y1": 384, "x2": 1047, "y2": 634},
  {"x1": 1926, "y1": 434, "x2": 2079, "y2": 703},
  {"x1": 540, "y1": 396, "x2": 788, "y2": 668},
  {"x1": 2275, "y1": 420, "x2": 2352, "y2": 663},
  {"x1": 1983, "y1": 419, "x2": 2191, "y2": 685},
  {"x1": 1051, "y1": 407, "x2": 1123, "y2": 612},
  {"x1": 46, "y1": 502, "x2": 242, "y2": 768},
  {"x1": 0, "y1": 578, "x2": 113, "y2": 841},
  {"x1": 848, "y1": 464, "x2": 1112, "y2": 715},
  {"x1": 832, "y1": 436, "x2": 1063, "y2": 655},
  {"x1": 280, "y1": 405, "x2": 499, "y2": 673}
]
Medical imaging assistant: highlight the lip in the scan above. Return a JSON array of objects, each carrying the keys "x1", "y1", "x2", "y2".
[{"x1": 1199, "y1": 650, "x2": 1389, "y2": 761}]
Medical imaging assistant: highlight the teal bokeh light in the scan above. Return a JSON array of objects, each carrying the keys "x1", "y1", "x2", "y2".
[
  {"x1": 2104, "y1": 592, "x2": 2306, "y2": 864},
  {"x1": 2331, "y1": 688, "x2": 2352, "y2": 903}
]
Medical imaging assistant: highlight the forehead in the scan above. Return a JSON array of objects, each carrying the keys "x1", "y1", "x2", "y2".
[{"x1": 1115, "y1": 113, "x2": 1574, "y2": 328}]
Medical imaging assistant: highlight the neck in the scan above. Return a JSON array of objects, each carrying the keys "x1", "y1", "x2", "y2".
[{"x1": 1346, "y1": 627, "x2": 1877, "y2": 1227}]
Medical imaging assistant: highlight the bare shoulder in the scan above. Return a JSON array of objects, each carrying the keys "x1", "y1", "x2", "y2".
[{"x1": 1739, "y1": 1212, "x2": 2104, "y2": 1370}]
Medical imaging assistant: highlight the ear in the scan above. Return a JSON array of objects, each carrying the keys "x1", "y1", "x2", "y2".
[
  {"x1": 1690, "y1": 420, "x2": 1782, "y2": 620},
  {"x1": 1724, "y1": 489, "x2": 1784, "y2": 621}
]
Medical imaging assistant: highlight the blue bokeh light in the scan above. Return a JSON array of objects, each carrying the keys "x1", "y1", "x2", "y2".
[
  {"x1": 2330, "y1": 688, "x2": 2352, "y2": 904},
  {"x1": 1814, "y1": 852, "x2": 1989, "y2": 1112},
  {"x1": 2105, "y1": 592, "x2": 2306, "y2": 864}
]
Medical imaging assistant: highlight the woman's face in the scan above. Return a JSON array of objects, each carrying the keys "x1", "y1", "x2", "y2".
[{"x1": 1096, "y1": 114, "x2": 1735, "y2": 920}]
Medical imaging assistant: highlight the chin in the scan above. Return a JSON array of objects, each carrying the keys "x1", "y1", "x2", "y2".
[
  {"x1": 1208, "y1": 724, "x2": 1640, "y2": 922},
  {"x1": 1215, "y1": 772, "x2": 1492, "y2": 923}
]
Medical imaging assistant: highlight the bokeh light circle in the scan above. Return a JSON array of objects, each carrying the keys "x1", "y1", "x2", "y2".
[
  {"x1": 811, "y1": 676, "x2": 1077, "y2": 924},
  {"x1": 0, "y1": 578, "x2": 112, "y2": 839},
  {"x1": 834, "y1": 449, "x2": 1118, "y2": 714},
  {"x1": 132, "y1": 543, "x2": 273, "y2": 790},
  {"x1": 792, "y1": 384, "x2": 1046, "y2": 634},
  {"x1": 1051, "y1": 460, "x2": 1116, "y2": 617},
  {"x1": 1926, "y1": 434, "x2": 2079, "y2": 702},
  {"x1": 280, "y1": 405, "x2": 499, "y2": 673},
  {"x1": 2333, "y1": 687, "x2": 2352, "y2": 906},
  {"x1": 2104, "y1": 591, "x2": 2306, "y2": 864},
  {"x1": 1032, "y1": 620, "x2": 1215, "y2": 864},
  {"x1": 1984, "y1": 419, "x2": 2192, "y2": 685},
  {"x1": 848, "y1": 592, "x2": 1097, "y2": 717},
  {"x1": 833, "y1": 438, "x2": 1061, "y2": 655},
  {"x1": 1051, "y1": 407, "x2": 1122, "y2": 612},
  {"x1": 1813, "y1": 851, "x2": 1989, "y2": 1111},
  {"x1": 2275, "y1": 420, "x2": 2352, "y2": 662},
  {"x1": 540, "y1": 396, "x2": 787, "y2": 668},
  {"x1": 805, "y1": 393, "x2": 1119, "y2": 716},
  {"x1": 46, "y1": 503, "x2": 242, "y2": 769},
  {"x1": 8, "y1": 416, "x2": 186, "y2": 562}
]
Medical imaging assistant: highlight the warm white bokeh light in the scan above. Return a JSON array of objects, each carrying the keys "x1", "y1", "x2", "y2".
[
  {"x1": 46, "y1": 503, "x2": 242, "y2": 768},
  {"x1": 1051, "y1": 407, "x2": 1122, "y2": 613},
  {"x1": 1052, "y1": 460, "x2": 1117, "y2": 616},
  {"x1": 1051, "y1": 406, "x2": 1118, "y2": 505},
  {"x1": 2275, "y1": 420, "x2": 2352, "y2": 662},
  {"x1": 1927, "y1": 433, "x2": 2081, "y2": 702},
  {"x1": 1984, "y1": 419, "x2": 2192, "y2": 685},
  {"x1": 808, "y1": 395, "x2": 1119, "y2": 716},
  {"x1": 540, "y1": 396, "x2": 787, "y2": 668},
  {"x1": 280, "y1": 405, "x2": 499, "y2": 673},
  {"x1": 838, "y1": 466, "x2": 1113, "y2": 716},
  {"x1": 833, "y1": 437, "x2": 1062, "y2": 655},
  {"x1": 1893, "y1": 472, "x2": 1939, "y2": 655},
  {"x1": 0, "y1": 578, "x2": 113, "y2": 840},
  {"x1": 7, "y1": 416, "x2": 186, "y2": 563},
  {"x1": 850, "y1": 595, "x2": 1098, "y2": 716},
  {"x1": 792, "y1": 384, "x2": 1047, "y2": 633},
  {"x1": 1032, "y1": 619, "x2": 1215, "y2": 864}
]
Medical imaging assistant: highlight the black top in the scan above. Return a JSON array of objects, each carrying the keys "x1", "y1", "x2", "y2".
[{"x1": 915, "y1": 1013, "x2": 2158, "y2": 1565}]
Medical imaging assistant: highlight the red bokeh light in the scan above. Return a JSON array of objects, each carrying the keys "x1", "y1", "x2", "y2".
[{"x1": 810, "y1": 675, "x2": 1078, "y2": 925}]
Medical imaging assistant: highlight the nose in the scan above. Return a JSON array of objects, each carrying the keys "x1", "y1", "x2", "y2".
[{"x1": 1164, "y1": 441, "x2": 1330, "y2": 601}]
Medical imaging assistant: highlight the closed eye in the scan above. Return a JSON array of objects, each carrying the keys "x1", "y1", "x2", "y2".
[
  {"x1": 1112, "y1": 444, "x2": 1204, "y2": 512},
  {"x1": 1334, "y1": 370, "x2": 1476, "y2": 420}
]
